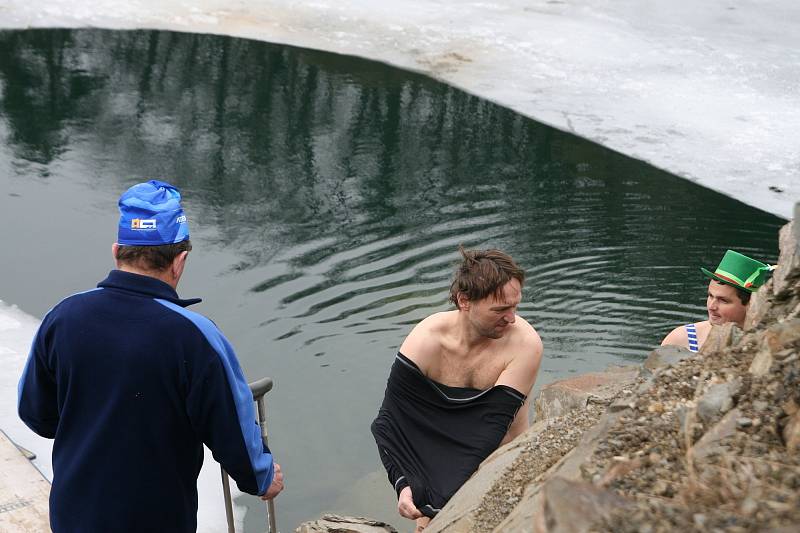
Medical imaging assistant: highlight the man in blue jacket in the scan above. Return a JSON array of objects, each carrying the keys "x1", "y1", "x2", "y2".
[{"x1": 18, "y1": 180, "x2": 283, "y2": 532}]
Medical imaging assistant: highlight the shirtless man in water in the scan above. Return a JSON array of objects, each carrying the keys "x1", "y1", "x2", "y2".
[
  {"x1": 373, "y1": 247, "x2": 542, "y2": 532},
  {"x1": 661, "y1": 249, "x2": 773, "y2": 352}
]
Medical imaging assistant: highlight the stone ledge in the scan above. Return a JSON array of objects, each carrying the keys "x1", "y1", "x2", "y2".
[
  {"x1": 534, "y1": 366, "x2": 639, "y2": 422},
  {"x1": 0, "y1": 430, "x2": 50, "y2": 533}
]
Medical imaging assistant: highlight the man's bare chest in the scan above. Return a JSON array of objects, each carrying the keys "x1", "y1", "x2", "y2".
[{"x1": 430, "y1": 350, "x2": 508, "y2": 390}]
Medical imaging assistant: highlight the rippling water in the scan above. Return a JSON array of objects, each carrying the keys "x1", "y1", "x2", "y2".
[{"x1": 0, "y1": 29, "x2": 785, "y2": 529}]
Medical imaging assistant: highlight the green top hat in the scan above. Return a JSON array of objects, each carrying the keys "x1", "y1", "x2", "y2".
[{"x1": 701, "y1": 250, "x2": 774, "y2": 293}]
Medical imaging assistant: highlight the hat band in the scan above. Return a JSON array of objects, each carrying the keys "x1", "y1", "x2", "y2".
[
  {"x1": 713, "y1": 268, "x2": 746, "y2": 287},
  {"x1": 716, "y1": 265, "x2": 773, "y2": 289}
]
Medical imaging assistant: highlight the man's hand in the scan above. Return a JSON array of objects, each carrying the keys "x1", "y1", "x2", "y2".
[
  {"x1": 397, "y1": 486, "x2": 422, "y2": 519},
  {"x1": 261, "y1": 463, "x2": 284, "y2": 500}
]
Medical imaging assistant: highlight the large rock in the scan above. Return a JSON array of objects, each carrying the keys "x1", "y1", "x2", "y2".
[
  {"x1": 696, "y1": 381, "x2": 739, "y2": 424},
  {"x1": 692, "y1": 408, "x2": 741, "y2": 460},
  {"x1": 764, "y1": 318, "x2": 800, "y2": 352},
  {"x1": 699, "y1": 322, "x2": 742, "y2": 356},
  {"x1": 490, "y1": 411, "x2": 626, "y2": 532},
  {"x1": 773, "y1": 216, "x2": 799, "y2": 297},
  {"x1": 744, "y1": 282, "x2": 772, "y2": 331},
  {"x1": 750, "y1": 319, "x2": 800, "y2": 376},
  {"x1": 749, "y1": 345, "x2": 774, "y2": 377},
  {"x1": 783, "y1": 411, "x2": 800, "y2": 455},
  {"x1": 642, "y1": 345, "x2": 694, "y2": 374},
  {"x1": 295, "y1": 515, "x2": 398, "y2": 533},
  {"x1": 534, "y1": 367, "x2": 639, "y2": 421},
  {"x1": 426, "y1": 402, "x2": 629, "y2": 533},
  {"x1": 534, "y1": 477, "x2": 631, "y2": 533}
]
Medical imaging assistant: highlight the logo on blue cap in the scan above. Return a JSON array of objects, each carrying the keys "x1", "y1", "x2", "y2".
[{"x1": 118, "y1": 180, "x2": 190, "y2": 246}]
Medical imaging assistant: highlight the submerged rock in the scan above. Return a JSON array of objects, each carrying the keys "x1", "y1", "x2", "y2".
[{"x1": 295, "y1": 515, "x2": 398, "y2": 533}]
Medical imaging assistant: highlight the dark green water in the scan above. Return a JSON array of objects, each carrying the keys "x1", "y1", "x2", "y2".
[{"x1": 0, "y1": 29, "x2": 785, "y2": 529}]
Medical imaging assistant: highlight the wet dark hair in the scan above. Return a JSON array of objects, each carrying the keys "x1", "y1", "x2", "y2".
[
  {"x1": 115, "y1": 240, "x2": 192, "y2": 272},
  {"x1": 449, "y1": 246, "x2": 525, "y2": 309}
]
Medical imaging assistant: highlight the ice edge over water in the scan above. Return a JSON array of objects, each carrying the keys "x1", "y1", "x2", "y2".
[{"x1": 1, "y1": 0, "x2": 797, "y2": 218}]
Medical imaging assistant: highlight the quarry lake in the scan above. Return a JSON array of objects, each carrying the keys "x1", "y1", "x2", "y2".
[{"x1": 0, "y1": 29, "x2": 785, "y2": 529}]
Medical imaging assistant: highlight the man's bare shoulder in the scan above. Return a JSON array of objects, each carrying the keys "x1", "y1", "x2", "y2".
[
  {"x1": 661, "y1": 324, "x2": 689, "y2": 348},
  {"x1": 495, "y1": 317, "x2": 542, "y2": 393},
  {"x1": 399, "y1": 311, "x2": 455, "y2": 365},
  {"x1": 509, "y1": 316, "x2": 543, "y2": 357}
]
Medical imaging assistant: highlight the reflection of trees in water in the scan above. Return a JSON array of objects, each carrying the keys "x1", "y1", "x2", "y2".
[
  {"x1": 0, "y1": 30, "x2": 104, "y2": 167},
  {"x1": 0, "y1": 30, "x2": 539, "y2": 251},
  {"x1": 0, "y1": 28, "x2": 785, "y2": 361},
  {"x1": 0, "y1": 29, "x2": 782, "y2": 274}
]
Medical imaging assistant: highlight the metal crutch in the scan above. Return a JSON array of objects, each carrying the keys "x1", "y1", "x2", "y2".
[
  {"x1": 220, "y1": 376, "x2": 276, "y2": 533},
  {"x1": 251, "y1": 377, "x2": 278, "y2": 533}
]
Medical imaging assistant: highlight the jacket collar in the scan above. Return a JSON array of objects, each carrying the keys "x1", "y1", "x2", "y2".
[{"x1": 97, "y1": 270, "x2": 202, "y2": 307}]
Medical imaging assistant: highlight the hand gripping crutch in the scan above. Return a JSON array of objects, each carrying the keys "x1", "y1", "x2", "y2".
[{"x1": 220, "y1": 377, "x2": 277, "y2": 533}]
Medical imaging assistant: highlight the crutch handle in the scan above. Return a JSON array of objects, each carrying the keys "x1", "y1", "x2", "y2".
[
  {"x1": 221, "y1": 377, "x2": 277, "y2": 533},
  {"x1": 249, "y1": 377, "x2": 273, "y2": 401},
  {"x1": 248, "y1": 376, "x2": 278, "y2": 533}
]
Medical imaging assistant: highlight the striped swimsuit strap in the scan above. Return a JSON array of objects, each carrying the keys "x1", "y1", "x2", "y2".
[{"x1": 685, "y1": 323, "x2": 699, "y2": 353}]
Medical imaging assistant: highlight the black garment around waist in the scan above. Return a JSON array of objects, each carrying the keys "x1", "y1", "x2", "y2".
[{"x1": 371, "y1": 352, "x2": 525, "y2": 517}]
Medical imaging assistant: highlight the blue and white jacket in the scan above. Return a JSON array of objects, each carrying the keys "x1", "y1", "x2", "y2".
[{"x1": 18, "y1": 270, "x2": 274, "y2": 533}]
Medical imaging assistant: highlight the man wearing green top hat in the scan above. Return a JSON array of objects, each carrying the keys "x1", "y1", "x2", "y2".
[{"x1": 661, "y1": 250, "x2": 774, "y2": 352}]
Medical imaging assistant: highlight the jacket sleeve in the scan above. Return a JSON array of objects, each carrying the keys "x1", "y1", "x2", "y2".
[
  {"x1": 18, "y1": 315, "x2": 59, "y2": 438},
  {"x1": 182, "y1": 320, "x2": 274, "y2": 496}
]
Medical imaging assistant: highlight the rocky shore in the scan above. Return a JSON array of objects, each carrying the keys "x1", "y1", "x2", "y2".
[{"x1": 298, "y1": 204, "x2": 799, "y2": 533}]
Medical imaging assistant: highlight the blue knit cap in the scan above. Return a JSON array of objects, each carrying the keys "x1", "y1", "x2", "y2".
[{"x1": 117, "y1": 180, "x2": 190, "y2": 246}]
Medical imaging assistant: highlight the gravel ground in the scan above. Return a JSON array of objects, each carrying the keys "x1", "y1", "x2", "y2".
[
  {"x1": 590, "y1": 318, "x2": 800, "y2": 532},
  {"x1": 469, "y1": 402, "x2": 608, "y2": 532}
]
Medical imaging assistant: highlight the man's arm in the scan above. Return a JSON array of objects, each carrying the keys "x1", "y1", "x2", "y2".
[
  {"x1": 497, "y1": 323, "x2": 543, "y2": 445},
  {"x1": 501, "y1": 396, "x2": 532, "y2": 446},
  {"x1": 374, "y1": 315, "x2": 444, "y2": 521},
  {"x1": 185, "y1": 339, "x2": 278, "y2": 498},
  {"x1": 18, "y1": 316, "x2": 60, "y2": 439},
  {"x1": 157, "y1": 301, "x2": 281, "y2": 499},
  {"x1": 374, "y1": 421, "x2": 423, "y2": 519}
]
